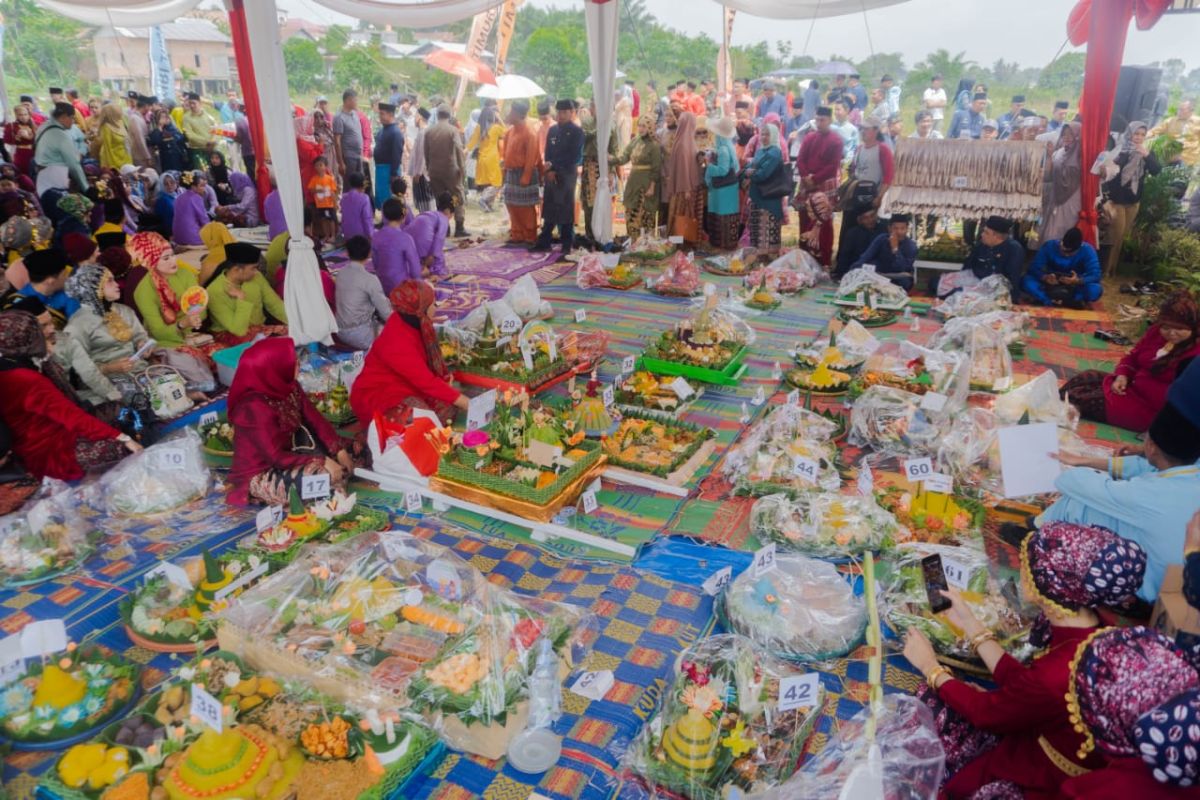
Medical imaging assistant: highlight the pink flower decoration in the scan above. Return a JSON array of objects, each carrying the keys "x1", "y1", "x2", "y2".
[{"x1": 462, "y1": 430, "x2": 491, "y2": 448}]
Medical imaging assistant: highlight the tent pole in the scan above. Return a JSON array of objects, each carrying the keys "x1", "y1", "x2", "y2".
[{"x1": 226, "y1": 0, "x2": 271, "y2": 214}]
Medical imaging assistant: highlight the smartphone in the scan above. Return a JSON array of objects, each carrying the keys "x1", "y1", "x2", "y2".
[{"x1": 921, "y1": 554, "x2": 951, "y2": 614}]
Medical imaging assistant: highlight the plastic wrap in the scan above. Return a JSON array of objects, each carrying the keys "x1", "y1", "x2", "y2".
[
  {"x1": 936, "y1": 407, "x2": 1000, "y2": 488},
  {"x1": 722, "y1": 404, "x2": 842, "y2": 496},
  {"x1": 720, "y1": 553, "x2": 867, "y2": 662},
  {"x1": 623, "y1": 634, "x2": 824, "y2": 799},
  {"x1": 700, "y1": 247, "x2": 756, "y2": 275},
  {"x1": 850, "y1": 386, "x2": 945, "y2": 456},
  {"x1": 504, "y1": 274, "x2": 553, "y2": 320},
  {"x1": 0, "y1": 480, "x2": 96, "y2": 589},
  {"x1": 625, "y1": 232, "x2": 676, "y2": 261},
  {"x1": 297, "y1": 348, "x2": 360, "y2": 421},
  {"x1": 880, "y1": 542, "x2": 1035, "y2": 664},
  {"x1": 216, "y1": 531, "x2": 593, "y2": 759},
  {"x1": 95, "y1": 428, "x2": 210, "y2": 515},
  {"x1": 855, "y1": 340, "x2": 971, "y2": 407},
  {"x1": 452, "y1": 298, "x2": 525, "y2": 338},
  {"x1": 647, "y1": 250, "x2": 701, "y2": 296},
  {"x1": 744, "y1": 250, "x2": 823, "y2": 294},
  {"x1": 994, "y1": 369, "x2": 1079, "y2": 428},
  {"x1": 793, "y1": 325, "x2": 877, "y2": 371},
  {"x1": 932, "y1": 275, "x2": 1013, "y2": 319},
  {"x1": 750, "y1": 492, "x2": 904, "y2": 560},
  {"x1": 927, "y1": 310, "x2": 1029, "y2": 350},
  {"x1": 685, "y1": 296, "x2": 757, "y2": 347},
  {"x1": 753, "y1": 694, "x2": 944, "y2": 800},
  {"x1": 964, "y1": 324, "x2": 1014, "y2": 392},
  {"x1": 836, "y1": 268, "x2": 910, "y2": 309}
]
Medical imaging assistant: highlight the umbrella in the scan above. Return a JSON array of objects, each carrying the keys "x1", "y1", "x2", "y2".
[
  {"x1": 766, "y1": 68, "x2": 818, "y2": 78},
  {"x1": 477, "y1": 74, "x2": 546, "y2": 100},
  {"x1": 815, "y1": 60, "x2": 857, "y2": 75},
  {"x1": 585, "y1": 68, "x2": 626, "y2": 84},
  {"x1": 423, "y1": 49, "x2": 497, "y2": 85}
]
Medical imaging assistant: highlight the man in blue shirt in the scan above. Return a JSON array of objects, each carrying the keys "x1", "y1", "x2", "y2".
[
  {"x1": 532, "y1": 99, "x2": 584, "y2": 256},
  {"x1": 755, "y1": 80, "x2": 787, "y2": 121},
  {"x1": 847, "y1": 73, "x2": 868, "y2": 112},
  {"x1": 18, "y1": 248, "x2": 78, "y2": 324},
  {"x1": 850, "y1": 213, "x2": 918, "y2": 290},
  {"x1": 947, "y1": 93, "x2": 988, "y2": 140},
  {"x1": 996, "y1": 94, "x2": 1025, "y2": 140},
  {"x1": 1022, "y1": 227, "x2": 1103, "y2": 308}
]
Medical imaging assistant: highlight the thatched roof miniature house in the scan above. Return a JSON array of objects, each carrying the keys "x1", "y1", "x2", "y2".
[{"x1": 881, "y1": 138, "x2": 1047, "y2": 221}]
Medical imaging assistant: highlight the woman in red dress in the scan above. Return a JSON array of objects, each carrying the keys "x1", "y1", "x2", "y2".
[
  {"x1": 226, "y1": 337, "x2": 355, "y2": 505},
  {"x1": 903, "y1": 522, "x2": 1148, "y2": 799},
  {"x1": 350, "y1": 281, "x2": 469, "y2": 427},
  {"x1": 3, "y1": 105, "x2": 37, "y2": 178},
  {"x1": 1060, "y1": 626, "x2": 1200, "y2": 799}
]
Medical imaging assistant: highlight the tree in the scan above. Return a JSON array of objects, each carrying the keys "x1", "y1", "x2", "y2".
[
  {"x1": 322, "y1": 25, "x2": 350, "y2": 56},
  {"x1": 283, "y1": 39, "x2": 325, "y2": 93},
  {"x1": 1039, "y1": 52, "x2": 1086, "y2": 95},
  {"x1": 912, "y1": 49, "x2": 977, "y2": 86},
  {"x1": 776, "y1": 40, "x2": 793, "y2": 66},
  {"x1": 859, "y1": 52, "x2": 906, "y2": 82},
  {"x1": 333, "y1": 46, "x2": 389, "y2": 93},
  {"x1": 514, "y1": 27, "x2": 589, "y2": 99},
  {"x1": 1, "y1": 0, "x2": 88, "y2": 90},
  {"x1": 1162, "y1": 58, "x2": 1187, "y2": 88}
]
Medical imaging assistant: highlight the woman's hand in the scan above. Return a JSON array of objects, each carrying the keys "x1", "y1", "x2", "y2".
[
  {"x1": 226, "y1": 283, "x2": 245, "y2": 301},
  {"x1": 903, "y1": 627, "x2": 941, "y2": 675},
  {"x1": 323, "y1": 457, "x2": 345, "y2": 485},
  {"x1": 453, "y1": 395, "x2": 471, "y2": 411},
  {"x1": 335, "y1": 448, "x2": 355, "y2": 473},
  {"x1": 1111, "y1": 374, "x2": 1128, "y2": 395},
  {"x1": 182, "y1": 311, "x2": 203, "y2": 330},
  {"x1": 1114, "y1": 442, "x2": 1145, "y2": 457},
  {"x1": 101, "y1": 358, "x2": 136, "y2": 375},
  {"x1": 122, "y1": 438, "x2": 143, "y2": 454},
  {"x1": 942, "y1": 588, "x2": 986, "y2": 640}
]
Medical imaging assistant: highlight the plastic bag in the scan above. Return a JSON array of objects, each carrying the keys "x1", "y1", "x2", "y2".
[
  {"x1": 722, "y1": 404, "x2": 842, "y2": 496},
  {"x1": 96, "y1": 428, "x2": 210, "y2": 514},
  {"x1": 794, "y1": 322, "x2": 878, "y2": 370},
  {"x1": 684, "y1": 295, "x2": 757, "y2": 347},
  {"x1": 0, "y1": 480, "x2": 95, "y2": 588},
  {"x1": 936, "y1": 407, "x2": 1000, "y2": 487},
  {"x1": 453, "y1": 298, "x2": 524, "y2": 337},
  {"x1": 720, "y1": 553, "x2": 867, "y2": 662},
  {"x1": 700, "y1": 246, "x2": 756, "y2": 275},
  {"x1": 850, "y1": 385, "x2": 946, "y2": 456},
  {"x1": 216, "y1": 531, "x2": 593, "y2": 760},
  {"x1": 622, "y1": 634, "x2": 825, "y2": 799},
  {"x1": 744, "y1": 250, "x2": 822, "y2": 294},
  {"x1": 879, "y1": 542, "x2": 1035, "y2": 663},
  {"x1": 965, "y1": 324, "x2": 1014, "y2": 392},
  {"x1": 504, "y1": 274, "x2": 552, "y2": 321},
  {"x1": 750, "y1": 492, "x2": 904, "y2": 560},
  {"x1": 927, "y1": 310, "x2": 1029, "y2": 350},
  {"x1": 648, "y1": 250, "x2": 701, "y2": 296},
  {"x1": 932, "y1": 274, "x2": 1012, "y2": 319},
  {"x1": 626, "y1": 232, "x2": 676, "y2": 261},
  {"x1": 994, "y1": 370, "x2": 1078, "y2": 428},
  {"x1": 754, "y1": 694, "x2": 945, "y2": 800},
  {"x1": 857, "y1": 340, "x2": 971, "y2": 406},
  {"x1": 836, "y1": 267, "x2": 910, "y2": 309}
]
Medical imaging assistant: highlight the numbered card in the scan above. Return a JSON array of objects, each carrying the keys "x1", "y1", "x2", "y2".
[
  {"x1": 771, "y1": 362, "x2": 782, "y2": 380},
  {"x1": 942, "y1": 557, "x2": 969, "y2": 590},
  {"x1": 574, "y1": 308, "x2": 587, "y2": 323},
  {"x1": 301, "y1": 473, "x2": 331, "y2": 500},
  {"x1": 903, "y1": 457, "x2": 934, "y2": 484},
  {"x1": 778, "y1": 673, "x2": 821, "y2": 712},
  {"x1": 580, "y1": 490, "x2": 599, "y2": 514},
  {"x1": 148, "y1": 447, "x2": 187, "y2": 472},
  {"x1": 255, "y1": 505, "x2": 283, "y2": 532},
  {"x1": 857, "y1": 460, "x2": 874, "y2": 497},
  {"x1": 190, "y1": 683, "x2": 224, "y2": 733},
  {"x1": 792, "y1": 456, "x2": 819, "y2": 485},
  {"x1": 668, "y1": 377, "x2": 694, "y2": 400},
  {"x1": 213, "y1": 561, "x2": 268, "y2": 601},
  {"x1": 622, "y1": 355, "x2": 636, "y2": 373},
  {"x1": 992, "y1": 375, "x2": 1013, "y2": 392},
  {"x1": 147, "y1": 561, "x2": 192, "y2": 590},
  {"x1": 199, "y1": 411, "x2": 219, "y2": 427},
  {"x1": 702, "y1": 566, "x2": 733, "y2": 596},
  {"x1": 704, "y1": 282, "x2": 716, "y2": 296},
  {"x1": 405, "y1": 491, "x2": 423, "y2": 514},
  {"x1": 753, "y1": 543, "x2": 777, "y2": 577},
  {"x1": 862, "y1": 263, "x2": 876, "y2": 274},
  {"x1": 351, "y1": 350, "x2": 365, "y2": 368},
  {"x1": 0, "y1": 635, "x2": 23, "y2": 687},
  {"x1": 668, "y1": 235, "x2": 685, "y2": 245},
  {"x1": 602, "y1": 384, "x2": 615, "y2": 408},
  {"x1": 787, "y1": 388, "x2": 800, "y2": 406},
  {"x1": 751, "y1": 386, "x2": 766, "y2": 407},
  {"x1": 466, "y1": 389, "x2": 498, "y2": 431},
  {"x1": 919, "y1": 392, "x2": 948, "y2": 413},
  {"x1": 499, "y1": 317, "x2": 521, "y2": 335},
  {"x1": 527, "y1": 440, "x2": 563, "y2": 468},
  {"x1": 570, "y1": 669, "x2": 614, "y2": 701},
  {"x1": 924, "y1": 472, "x2": 954, "y2": 495}
]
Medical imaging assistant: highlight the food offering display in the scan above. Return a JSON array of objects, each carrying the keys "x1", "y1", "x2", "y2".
[
  {"x1": 441, "y1": 313, "x2": 577, "y2": 394},
  {"x1": 578, "y1": 254, "x2": 644, "y2": 290},
  {"x1": 849, "y1": 386, "x2": 946, "y2": 457},
  {"x1": 833, "y1": 268, "x2": 910, "y2": 311},
  {"x1": 296, "y1": 350, "x2": 359, "y2": 426},
  {"x1": 647, "y1": 251, "x2": 702, "y2": 297},
  {"x1": 215, "y1": 532, "x2": 592, "y2": 759},
  {"x1": 931, "y1": 275, "x2": 1013, "y2": 320},
  {"x1": 567, "y1": 372, "x2": 619, "y2": 437},
  {"x1": 848, "y1": 341, "x2": 969, "y2": 401},
  {"x1": 36, "y1": 652, "x2": 440, "y2": 800},
  {"x1": 721, "y1": 405, "x2": 843, "y2": 497},
  {"x1": 785, "y1": 333, "x2": 860, "y2": 395},
  {"x1": 624, "y1": 634, "x2": 824, "y2": 800},
  {"x1": 718, "y1": 554, "x2": 868, "y2": 663},
  {"x1": 95, "y1": 431, "x2": 211, "y2": 516},
  {"x1": 700, "y1": 249, "x2": 755, "y2": 276},
  {"x1": 0, "y1": 485, "x2": 100, "y2": 590},
  {"x1": 741, "y1": 275, "x2": 782, "y2": 312},
  {"x1": 251, "y1": 489, "x2": 390, "y2": 568},
  {"x1": 916, "y1": 232, "x2": 970, "y2": 264},
  {"x1": 614, "y1": 372, "x2": 703, "y2": 418},
  {"x1": 749, "y1": 493, "x2": 904, "y2": 561},
  {"x1": 875, "y1": 480, "x2": 985, "y2": 546},
  {"x1": 742, "y1": 251, "x2": 821, "y2": 296},
  {"x1": 836, "y1": 304, "x2": 898, "y2": 327},
  {"x1": 638, "y1": 296, "x2": 754, "y2": 386},
  {"x1": 623, "y1": 233, "x2": 677, "y2": 263},
  {"x1": 311, "y1": 373, "x2": 354, "y2": 426},
  {"x1": 600, "y1": 410, "x2": 715, "y2": 484},
  {"x1": 792, "y1": 333, "x2": 869, "y2": 374},
  {"x1": 197, "y1": 416, "x2": 234, "y2": 457}
]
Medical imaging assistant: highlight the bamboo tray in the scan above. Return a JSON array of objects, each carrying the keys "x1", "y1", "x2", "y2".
[{"x1": 429, "y1": 457, "x2": 607, "y2": 524}]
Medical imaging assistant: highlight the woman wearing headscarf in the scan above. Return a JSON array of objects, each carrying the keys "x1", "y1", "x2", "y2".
[
  {"x1": 198, "y1": 221, "x2": 236, "y2": 285},
  {"x1": 1, "y1": 216, "x2": 51, "y2": 288},
  {"x1": 666, "y1": 110, "x2": 704, "y2": 244},
  {"x1": 226, "y1": 337, "x2": 355, "y2": 506},
  {"x1": 1098, "y1": 121, "x2": 1161, "y2": 276},
  {"x1": 95, "y1": 104, "x2": 132, "y2": 171},
  {"x1": 215, "y1": 172, "x2": 259, "y2": 228},
  {"x1": 207, "y1": 150, "x2": 235, "y2": 206},
  {"x1": 130, "y1": 231, "x2": 210, "y2": 355},
  {"x1": 904, "y1": 522, "x2": 1147, "y2": 799},
  {"x1": 1040, "y1": 121, "x2": 1083, "y2": 245},
  {"x1": 703, "y1": 115, "x2": 741, "y2": 250},
  {"x1": 466, "y1": 105, "x2": 504, "y2": 213},
  {"x1": 0, "y1": 162, "x2": 39, "y2": 204},
  {"x1": 614, "y1": 95, "x2": 634, "y2": 152},
  {"x1": 172, "y1": 170, "x2": 211, "y2": 247},
  {"x1": 293, "y1": 110, "x2": 324, "y2": 207},
  {"x1": 4, "y1": 105, "x2": 37, "y2": 178},
  {"x1": 1060, "y1": 291, "x2": 1199, "y2": 432},
  {"x1": 350, "y1": 280, "x2": 469, "y2": 427},
  {"x1": 611, "y1": 115, "x2": 663, "y2": 243},
  {"x1": 744, "y1": 122, "x2": 785, "y2": 259},
  {"x1": 0, "y1": 309, "x2": 140, "y2": 480},
  {"x1": 51, "y1": 193, "x2": 94, "y2": 248},
  {"x1": 148, "y1": 109, "x2": 189, "y2": 174},
  {"x1": 154, "y1": 171, "x2": 181, "y2": 234},
  {"x1": 953, "y1": 78, "x2": 975, "y2": 112},
  {"x1": 1060, "y1": 627, "x2": 1200, "y2": 798}
]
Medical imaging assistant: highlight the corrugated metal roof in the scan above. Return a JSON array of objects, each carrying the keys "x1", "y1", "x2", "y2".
[{"x1": 99, "y1": 18, "x2": 231, "y2": 44}]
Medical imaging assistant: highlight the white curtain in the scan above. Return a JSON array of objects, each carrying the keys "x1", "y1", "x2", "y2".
[
  {"x1": 311, "y1": 0, "x2": 505, "y2": 27},
  {"x1": 585, "y1": 0, "x2": 619, "y2": 245},
  {"x1": 38, "y1": 0, "x2": 202, "y2": 26},
  {"x1": 243, "y1": 0, "x2": 337, "y2": 346},
  {"x1": 714, "y1": 0, "x2": 910, "y2": 17}
]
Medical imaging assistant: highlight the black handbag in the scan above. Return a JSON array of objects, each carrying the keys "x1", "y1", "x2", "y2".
[
  {"x1": 709, "y1": 166, "x2": 740, "y2": 189},
  {"x1": 756, "y1": 161, "x2": 795, "y2": 199}
]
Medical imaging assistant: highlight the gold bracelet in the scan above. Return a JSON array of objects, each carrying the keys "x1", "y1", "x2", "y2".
[
  {"x1": 926, "y1": 665, "x2": 952, "y2": 689},
  {"x1": 968, "y1": 630, "x2": 997, "y2": 651}
]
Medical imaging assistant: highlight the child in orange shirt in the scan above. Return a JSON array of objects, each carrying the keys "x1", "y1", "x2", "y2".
[{"x1": 307, "y1": 156, "x2": 338, "y2": 245}]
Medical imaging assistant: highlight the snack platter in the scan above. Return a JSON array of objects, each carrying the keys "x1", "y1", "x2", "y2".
[
  {"x1": 638, "y1": 346, "x2": 748, "y2": 387},
  {"x1": 599, "y1": 411, "x2": 717, "y2": 496}
]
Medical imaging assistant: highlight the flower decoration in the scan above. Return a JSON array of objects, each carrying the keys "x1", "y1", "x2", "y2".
[
  {"x1": 721, "y1": 719, "x2": 756, "y2": 758},
  {"x1": 681, "y1": 683, "x2": 723, "y2": 718}
]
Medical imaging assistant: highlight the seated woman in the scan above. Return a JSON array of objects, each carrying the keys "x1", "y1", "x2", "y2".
[
  {"x1": 1060, "y1": 627, "x2": 1200, "y2": 799},
  {"x1": 215, "y1": 172, "x2": 259, "y2": 228},
  {"x1": 198, "y1": 221, "x2": 235, "y2": 286},
  {"x1": 203, "y1": 241, "x2": 288, "y2": 346},
  {"x1": 226, "y1": 337, "x2": 355, "y2": 506},
  {"x1": 129, "y1": 231, "x2": 217, "y2": 378},
  {"x1": 350, "y1": 280, "x2": 470, "y2": 426},
  {"x1": 1061, "y1": 291, "x2": 1198, "y2": 432},
  {"x1": 207, "y1": 151, "x2": 236, "y2": 206},
  {"x1": 904, "y1": 521, "x2": 1146, "y2": 799},
  {"x1": 0, "y1": 309, "x2": 141, "y2": 480},
  {"x1": 172, "y1": 170, "x2": 212, "y2": 247},
  {"x1": 153, "y1": 171, "x2": 180, "y2": 234},
  {"x1": 1, "y1": 216, "x2": 53, "y2": 290}
]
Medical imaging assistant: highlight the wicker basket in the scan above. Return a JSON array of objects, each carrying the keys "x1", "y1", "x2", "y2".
[{"x1": 435, "y1": 438, "x2": 602, "y2": 506}]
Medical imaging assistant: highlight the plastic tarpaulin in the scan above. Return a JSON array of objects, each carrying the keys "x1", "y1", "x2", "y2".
[
  {"x1": 38, "y1": 0, "x2": 202, "y2": 27},
  {"x1": 586, "y1": 0, "x2": 619, "y2": 245}
]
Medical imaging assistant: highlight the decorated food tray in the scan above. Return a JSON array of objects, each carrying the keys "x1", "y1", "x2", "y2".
[
  {"x1": 35, "y1": 651, "x2": 441, "y2": 800},
  {"x1": 639, "y1": 297, "x2": 755, "y2": 386},
  {"x1": 624, "y1": 634, "x2": 824, "y2": 800},
  {"x1": 614, "y1": 372, "x2": 704, "y2": 418},
  {"x1": 623, "y1": 234, "x2": 676, "y2": 262},
  {"x1": 916, "y1": 233, "x2": 970, "y2": 263},
  {"x1": 443, "y1": 316, "x2": 575, "y2": 394},
  {"x1": 605, "y1": 262, "x2": 645, "y2": 290},
  {"x1": 648, "y1": 251, "x2": 702, "y2": 297},
  {"x1": 600, "y1": 410, "x2": 714, "y2": 478},
  {"x1": 784, "y1": 365, "x2": 852, "y2": 396},
  {"x1": 722, "y1": 405, "x2": 843, "y2": 497},
  {"x1": 837, "y1": 306, "x2": 898, "y2": 327},
  {"x1": 700, "y1": 252, "x2": 753, "y2": 276},
  {"x1": 750, "y1": 492, "x2": 903, "y2": 561},
  {"x1": 0, "y1": 490, "x2": 101, "y2": 590},
  {"x1": 834, "y1": 267, "x2": 910, "y2": 310},
  {"x1": 198, "y1": 417, "x2": 234, "y2": 457},
  {"x1": 249, "y1": 491, "x2": 393, "y2": 570},
  {"x1": 639, "y1": 346, "x2": 748, "y2": 387},
  {"x1": 742, "y1": 281, "x2": 782, "y2": 311},
  {"x1": 876, "y1": 482, "x2": 986, "y2": 546}
]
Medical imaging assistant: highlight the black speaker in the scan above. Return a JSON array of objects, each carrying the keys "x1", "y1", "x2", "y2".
[{"x1": 1110, "y1": 65, "x2": 1165, "y2": 133}]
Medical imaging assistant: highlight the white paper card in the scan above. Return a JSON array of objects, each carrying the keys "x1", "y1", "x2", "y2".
[
  {"x1": 191, "y1": 683, "x2": 224, "y2": 733},
  {"x1": 942, "y1": 557, "x2": 969, "y2": 590},
  {"x1": 792, "y1": 456, "x2": 819, "y2": 485},
  {"x1": 993, "y1": 375, "x2": 1013, "y2": 392},
  {"x1": 858, "y1": 460, "x2": 874, "y2": 497},
  {"x1": 20, "y1": 619, "x2": 67, "y2": 658},
  {"x1": 753, "y1": 543, "x2": 777, "y2": 577},
  {"x1": 668, "y1": 235, "x2": 684, "y2": 244},
  {"x1": 574, "y1": 308, "x2": 587, "y2": 323},
  {"x1": 919, "y1": 392, "x2": 948, "y2": 413},
  {"x1": 903, "y1": 457, "x2": 934, "y2": 484},
  {"x1": 495, "y1": 335, "x2": 513, "y2": 349},
  {"x1": 405, "y1": 491, "x2": 423, "y2": 514},
  {"x1": 787, "y1": 389, "x2": 800, "y2": 406},
  {"x1": 924, "y1": 473, "x2": 954, "y2": 495},
  {"x1": 862, "y1": 263, "x2": 876, "y2": 273},
  {"x1": 588, "y1": 478, "x2": 603, "y2": 496},
  {"x1": 570, "y1": 669, "x2": 614, "y2": 701},
  {"x1": 199, "y1": 411, "x2": 219, "y2": 427},
  {"x1": 602, "y1": 384, "x2": 615, "y2": 408},
  {"x1": 147, "y1": 561, "x2": 192, "y2": 590},
  {"x1": 668, "y1": 377, "x2": 693, "y2": 400},
  {"x1": 213, "y1": 561, "x2": 268, "y2": 601},
  {"x1": 581, "y1": 490, "x2": 599, "y2": 514},
  {"x1": 466, "y1": 389, "x2": 498, "y2": 431},
  {"x1": 704, "y1": 282, "x2": 716, "y2": 296},
  {"x1": 778, "y1": 673, "x2": 820, "y2": 712},
  {"x1": 527, "y1": 440, "x2": 563, "y2": 468},
  {"x1": 702, "y1": 566, "x2": 732, "y2": 596},
  {"x1": 256, "y1": 505, "x2": 282, "y2": 532},
  {"x1": 148, "y1": 447, "x2": 186, "y2": 472},
  {"x1": 0, "y1": 635, "x2": 23, "y2": 686},
  {"x1": 499, "y1": 317, "x2": 521, "y2": 335},
  {"x1": 997, "y1": 422, "x2": 1061, "y2": 498},
  {"x1": 301, "y1": 473, "x2": 331, "y2": 500},
  {"x1": 751, "y1": 386, "x2": 766, "y2": 407},
  {"x1": 521, "y1": 345, "x2": 534, "y2": 371}
]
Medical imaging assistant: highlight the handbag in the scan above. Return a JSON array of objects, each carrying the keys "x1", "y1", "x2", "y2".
[
  {"x1": 757, "y1": 161, "x2": 795, "y2": 200},
  {"x1": 671, "y1": 212, "x2": 700, "y2": 243},
  {"x1": 134, "y1": 365, "x2": 192, "y2": 419},
  {"x1": 710, "y1": 166, "x2": 740, "y2": 189}
]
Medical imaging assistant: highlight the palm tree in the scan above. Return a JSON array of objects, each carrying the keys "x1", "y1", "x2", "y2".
[
  {"x1": 620, "y1": 0, "x2": 655, "y2": 35},
  {"x1": 914, "y1": 49, "x2": 977, "y2": 84}
]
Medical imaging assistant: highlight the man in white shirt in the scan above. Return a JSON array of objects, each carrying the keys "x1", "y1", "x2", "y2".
[
  {"x1": 881, "y1": 74, "x2": 902, "y2": 116},
  {"x1": 910, "y1": 110, "x2": 944, "y2": 140},
  {"x1": 922, "y1": 74, "x2": 947, "y2": 132}
]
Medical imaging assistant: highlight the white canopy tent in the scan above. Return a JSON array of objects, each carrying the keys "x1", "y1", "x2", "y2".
[{"x1": 713, "y1": 0, "x2": 911, "y2": 17}]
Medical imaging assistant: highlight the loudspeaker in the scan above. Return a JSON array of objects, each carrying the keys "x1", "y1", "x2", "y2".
[{"x1": 1110, "y1": 65, "x2": 1166, "y2": 132}]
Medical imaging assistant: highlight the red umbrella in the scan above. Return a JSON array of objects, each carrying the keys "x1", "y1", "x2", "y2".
[{"x1": 423, "y1": 49, "x2": 497, "y2": 86}]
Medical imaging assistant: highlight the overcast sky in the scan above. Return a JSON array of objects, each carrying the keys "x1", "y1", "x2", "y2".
[{"x1": 275, "y1": 0, "x2": 1199, "y2": 71}]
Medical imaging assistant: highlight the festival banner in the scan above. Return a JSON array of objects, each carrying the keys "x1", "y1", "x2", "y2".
[
  {"x1": 718, "y1": 6, "x2": 736, "y2": 106},
  {"x1": 453, "y1": 8, "x2": 500, "y2": 110},
  {"x1": 494, "y1": 0, "x2": 523, "y2": 74},
  {"x1": 149, "y1": 24, "x2": 175, "y2": 103}
]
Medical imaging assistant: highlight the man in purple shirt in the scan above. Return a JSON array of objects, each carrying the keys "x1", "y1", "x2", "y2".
[
  {"x1": 371, "y1": 197, "x2": 421, "y2": 295},
  {"x1": 172, "y1": 170, "x2": 211, "y2": 246},
  {"x1": 263, "y1": 188, "x2": 286, "y2": 240},
  {"x1": 340, "y1": 172, "x2": 374, "y2": 243},
  {"x1": 403, "y1": 191, "x2": 454, "y2": 278}
]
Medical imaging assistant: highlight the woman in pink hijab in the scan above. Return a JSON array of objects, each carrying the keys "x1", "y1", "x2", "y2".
[{"x1": 666, "y1": 111, "x2": 705, "y2": 244}]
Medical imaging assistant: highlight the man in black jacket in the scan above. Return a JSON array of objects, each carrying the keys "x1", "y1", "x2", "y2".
[
  {"x1": 935, "y1": 216, "x2": 1024, "y2": 300},
  {"x1": 833, "y1": 203, "x2": 886, "y2": 279}
]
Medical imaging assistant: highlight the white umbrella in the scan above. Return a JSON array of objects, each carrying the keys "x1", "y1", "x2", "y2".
[
  {"x1": 584, "y1": 68, "x2": 626, "y2": 84},
  {"x1": 476, "y1": 74, "x2": 546, "y2": 100}
]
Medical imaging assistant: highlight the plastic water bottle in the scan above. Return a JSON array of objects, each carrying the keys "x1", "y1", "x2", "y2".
[{"x1": 526, "y1": 637, "x2": 561, "y2": 730}]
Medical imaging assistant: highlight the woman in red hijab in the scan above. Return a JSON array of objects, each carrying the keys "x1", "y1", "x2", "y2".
[
  {"x1": 1061, "y1": 291, "x2": 1200, "y2": 432},
  {"x1": 350, "y1": 281, "x2": 469, "y2": 426},
  {"x1": 226, "y1": 337, "x2": 355, "y2": 505}
]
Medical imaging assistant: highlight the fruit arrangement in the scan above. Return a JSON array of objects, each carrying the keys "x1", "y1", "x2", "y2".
[
  {"x1": 750, "y1": 492, "x2": 904, "y2": 561},
  {"x1": 600, "y1": 412, "x2": 714, "y2": 477}
]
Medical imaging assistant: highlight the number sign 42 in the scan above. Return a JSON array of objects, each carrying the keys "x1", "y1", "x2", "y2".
[{"x1": 778, "y1": 673, "x2": 820, "y2": 712}]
